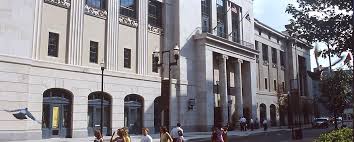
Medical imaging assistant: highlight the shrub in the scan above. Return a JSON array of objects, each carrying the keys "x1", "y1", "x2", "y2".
[{"x1": 314, "y1": 128, "x2": 353, "y2": 142}]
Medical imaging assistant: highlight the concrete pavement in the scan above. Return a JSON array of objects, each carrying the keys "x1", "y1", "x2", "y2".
[{"x1": 8, "y1": 127, "x2": 292, "y2": 142}]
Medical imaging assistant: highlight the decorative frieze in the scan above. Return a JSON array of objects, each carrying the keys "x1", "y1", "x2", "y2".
[
  {"x1": 44, "y1": 0, "x2": 71, "y2": 9},
  {"x1": 119, "y1": 16, "x2": 138, "y2": 28},
  {"x1": 148, "y1": 25, "x2": 164, "y2": 35},
  {"x1": 84, "y1": 5, "x2": 107, "y2": 19}
]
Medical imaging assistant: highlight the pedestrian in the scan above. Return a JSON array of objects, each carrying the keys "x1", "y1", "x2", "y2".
[
  {"x1": 110, "y1": 128, "x2": 124, "y2": 142},
  {"x1": 239, "y1": 117, "x2": 244, "y2": 131},
  {"x1": 222, "y1": 126, "x2": 228, "y2": 142},
  {"x1": 171, "y1": 123, "x2": 183, "y2": 142},
  {"x1": 141, "y1": 128, "x2": 153, "y2": 142},
  {"x1": 214, "y1": 124, "x2": 224, "y2": 142},
  {"x1": 263, "y1": 119, "x2": 268, "y2": 131},
  {"x1": 176, "y1": 130, "x2": 184, "y2": 142},
  {"x1": 241, "y1": 116, "x2": 247, "y2": 131},
  {"x1": 250, "y1": 118, "x2": 254, "y2": 131},
  {"x1": 122, "y1": 127, "x2": 131, "y2": 142},
  {"x1": 160, "y1": 126, "x2": 173, "y2": 142},
  {"x1": 94, "y1": 130, "x2": 104, "y2": 142}
]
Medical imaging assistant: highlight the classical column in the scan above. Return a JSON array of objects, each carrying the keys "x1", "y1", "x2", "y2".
[
  {"x1": 106, "y1": 0, "x2": 120, "y2": 71},
  {"x1": 32, "y1": 0, "x2": 43, "y2": 60},
  {"x1": 234, "y1": 59, "x2": 243, "y2": 121},
  {"x1": 219, "y1": 55, "x2": 228, "y2": 126},
  {"x1": 68, "y1": 0, "x2": 85, "y2": 65},
  {"x1": 137, "y1": 0, "x2": 148, "y2": 75}
]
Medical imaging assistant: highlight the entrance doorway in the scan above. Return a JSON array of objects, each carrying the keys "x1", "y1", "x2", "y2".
[
  {"x1": 124, "y1": 94, "x2": 144, "y2": 134},
  {"x1": 42, "y1": 88, "x2": 72, "y2": 139},
  {"x1": 270, "y1": 104, "x2": 277, "y2": 126},
  {"x1": 259, "y1": 103, "x2": 266, "y2": 127},
  {"x1": 87, "y1": 92, "x2": 112, "y2": 136}
]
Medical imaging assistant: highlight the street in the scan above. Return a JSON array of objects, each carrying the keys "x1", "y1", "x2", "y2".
[{"x1": 190, "y1": 127, "x2": 333, "y2": 142}]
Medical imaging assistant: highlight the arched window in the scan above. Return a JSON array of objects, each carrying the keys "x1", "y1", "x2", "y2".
[
  {"x1": 124, "y1": 94, "x2": 144, "y2": 134},
  {"x1": 259, "y1": 103, "x2": 267, "y2": 126},
  {"x1": 88, "y1": 92, "x2": 112, "y2": 136},
  {"x1": 42, "y1": 88, "x2": 73, "y2": 139}
]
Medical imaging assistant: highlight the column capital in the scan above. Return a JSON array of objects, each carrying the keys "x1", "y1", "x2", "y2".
[
  {"x1": 233, "y1": 59, "x2": 243, "y2": 64},
  {"x1": 218, "y1": 55, "x2": 229, "y2": 61}
]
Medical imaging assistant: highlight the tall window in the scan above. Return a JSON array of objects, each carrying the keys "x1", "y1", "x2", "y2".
[
  {"x1": 201, "y1": 0, "x2": 211, "y2": 32},
  {"x1": 282, "y1": 82, "x2": 285, "y2": 92},
  {"x1": 120, "y1": 0, "x2": 136, "y2": 19},
  {"x1": 255, "y1": 41, "x2": 259, "y2": 50},
  {"x1": 280, "y1": 51, "x2": 285, "y2": 66},
  {"x1": 48, "y1": 32, "x2": 59, "y2": 57},
  {"x1": 148, "y1": 0, "x2": 162, "y2": 27},
  {"x1": 86, "y1": 0, "x2": 106, "y2": 10},
  {"x1": 216, "y1": 0, "x2": 226, "y2": 38},
  {"x1": 124, "y1": 48, "x2": 131, "y2": 68},
  {"x1": 274, "y1": 80, "x2": 277, "y2": 91},
  {"x1": 262, "y1": 44, "x2": 268, "y2": 61},
  {"x1": 89, "y1": 41, "x2": 98, "y2": 63},
  {"x1": 265, "y1": 78, "x2": 268, "y2": 89},
  {"x1": 272, "y1": 48, "x2": 277, "y2": 64},
  {"x1": 152, "y1": 55, "x2": 158, "y2": 73},
  {"x1": 231, "y1": 4, "x2": 240, "y2": 43}
]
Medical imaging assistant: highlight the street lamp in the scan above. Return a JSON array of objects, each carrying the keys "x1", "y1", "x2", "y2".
[
  {"x1": 153, "y1": 44, "x2": 180, "y2": 127},
  {"x1": 100, "y1": 62, "x2": 105, "y2": 135}
]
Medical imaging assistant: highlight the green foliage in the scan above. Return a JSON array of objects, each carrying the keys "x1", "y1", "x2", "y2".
[
  {"x1": 320, "y1": 70, "x2": 352, "y2": 114},
  {"x1": 286, "y1": 0, "x2": 353, "y2": 56},
  {"x1": 315, "y1": 128, "x2": 353, "y2": 142}
]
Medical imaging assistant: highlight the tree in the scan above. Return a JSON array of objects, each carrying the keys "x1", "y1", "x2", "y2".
[
  {"x1": 286, "y1": 0, "x2": 353, "y2": 57},
  {"x1": 276, "y1": 83, "x2": 289, "y2": 127},
  {"x1": 319, "y1": 70, "x2": 352, "y2": 129}
]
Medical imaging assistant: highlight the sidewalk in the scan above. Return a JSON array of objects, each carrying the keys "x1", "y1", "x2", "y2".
[{"x1": 9, "y1": 128, "x2": 290, "y2": 142}]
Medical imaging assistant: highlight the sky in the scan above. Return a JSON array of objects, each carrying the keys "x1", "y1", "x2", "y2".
[{"x1": 253, "y1": 0, "x2": 353, "y2": 71}]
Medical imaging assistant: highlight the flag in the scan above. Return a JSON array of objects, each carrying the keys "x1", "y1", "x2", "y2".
[
  {"x1": 344, "y1": 53, "x2": 352, "y2": 65},
  {"x1": 245, "y1": 13, "x2": 250, "y2": 21}
]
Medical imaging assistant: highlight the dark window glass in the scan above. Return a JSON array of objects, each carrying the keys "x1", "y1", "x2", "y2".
[
  {"x1": 201, "y1": 0, "x2": 210, "y2": 32},
  {"x1": 152, "y1": 55, "x2": 158, "y2": 73},
  {"x1": 124, "y1": 48, "x2": 131, "y2": 68},
  {"x1": 262, "y1": 44, "x2": 268, "y2": 61},
  {"x1": 282, "y1": 82, "x2": 285, "y2": 92},
  {"x1": 86, "y1": 0, "x2": 106, "y2": 10},
  {"x1": 280, "y1": 51, "x2": 285, "y2": 66},
  {"x1": 120, "y1": 0, "x2": 136, "y2": 19},
  {"x1": 258, "y1": 30, "x2": 261, "y2": 35},
  {"x1": 265, "y1": 78, "x2": 268, "y2": 89},
  {"x1": 272, "y1": 48, "x2": 277, "y2": 64},
  {"x1": 231, "y1": 4, "x2": 240, "y2": 43},
  {"x1": 274, "y1": 80, "x2": 277, "y2": 91},
  {"x1": 48, "y1": 32, "x2": 59, "y2": 57},
  {"x1": 42, "y1": 104, "x2": 50, "y2": 128},
  {"x1": 216, "y1": 0, "x2": 226, "y2": 38},
  {"x1": 255, "y1": 41, "x2": 259, "y2": 50},
  {"x1": 148, "y1": 0, "x2": 162, "y2": 27},
  {"x1": 89, "y1": 41, "x2": 98, "y2": 63}
]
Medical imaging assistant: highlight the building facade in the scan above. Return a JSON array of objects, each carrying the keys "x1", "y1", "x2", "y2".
[{"x1": 0, "y1": 0, "x2": 312, "y2": 141}]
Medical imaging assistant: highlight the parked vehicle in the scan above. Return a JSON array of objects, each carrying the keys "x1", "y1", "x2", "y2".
[{"x1": 312, "y1": 117, "x2": 329, "y2": 128}]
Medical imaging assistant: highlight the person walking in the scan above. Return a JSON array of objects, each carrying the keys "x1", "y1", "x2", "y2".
[
  {"x1": 250, "y1": 118, "x2": 254, "y2": 131},
  {"x1": 110, "y1": 128, "x2": 124, "y2": 142},
  {"x1": 122, "y1": 127, "x2": 131, "y2": 142},
  {"x1": 171, "y1": 123, "x2": 183, "y2": 142},
  {"x1": 141, "y1": 128, "x2": 153, "y2": 142},
  {"x1": 176, "y1": 130, "x2": 184, "y2": 142},
  {"x1": 94, "y1": 130, "x2": 104, "y2": 142},
  {"x1": 241, "y1": 116, "x2": 247, "y2": 131},
  {"x1": 263, "y1": 119, "x2": 268, "y2": 131},
  {"x1": 160, "y1": 127, "x2": 173, "y2": 142}
]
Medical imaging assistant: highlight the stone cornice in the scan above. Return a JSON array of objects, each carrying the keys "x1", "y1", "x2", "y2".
[
  {"x1": 84, "y1": 5, "x2": 107, "y2": 19},
  {"x1": 119, "y1": 16, "x2": 138, "y2": 28},
  {"x1": 44, "y1": 0, "x2": 71, "y2": 9},
  {"x1": 148, "y1": 25, "x2": 164, "y2": 35}
]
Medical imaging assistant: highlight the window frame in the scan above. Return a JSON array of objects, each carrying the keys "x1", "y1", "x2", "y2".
[
  {"x1": 262, "y1": 44, "x2": 268, "y2": 61},
  {"x1": 216, "y1": 0, "x2": 226, "y2": 38},
  {"x1": 148, "y1": 0, "x2": 162, "y2": 28},
  {"x1": 272, "y1": 48, "x2": 277, "y2": 64},
  {"x1": 48, "y1": 32, "x2": 59, "y2": 57},
  {"x1": 120, "y1": 0, "x2": 137, "y2": 19},
  {"x1": 201, "y1": 0, "x2": 211, "y2": 33},
  {"x1": 265, "y1": 78, "x2": 268, "y2": 90},
  {"x1": 89, "y1": 41, "x2": 99, "y2": 63},
  {"x1": 124, "y1": 48, "x2": 131, "y2": 68},
  {"x1": 86, "y1": 0, "x2": 106, "y2": 10}
]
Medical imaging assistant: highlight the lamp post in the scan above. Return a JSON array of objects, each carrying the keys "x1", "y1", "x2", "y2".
[
  {"x1": 153, "y1": 44, "x2": 180, "y2": 127},
  {"x1": 100, "y1": 62, "x2": 105, "y2": 134}
]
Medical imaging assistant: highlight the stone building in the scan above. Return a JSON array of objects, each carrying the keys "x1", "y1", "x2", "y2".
[{"x1": 0, "y1": 0, "x2": 312, "y2": 141}]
